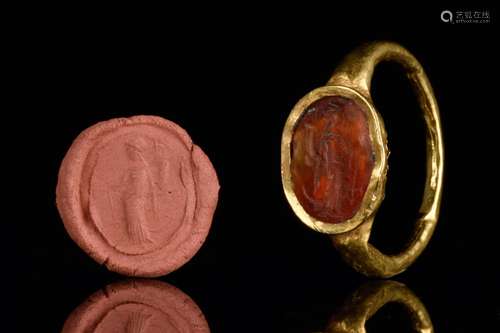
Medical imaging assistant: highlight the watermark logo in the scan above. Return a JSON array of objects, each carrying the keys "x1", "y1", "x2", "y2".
[
  {"x1": 441, "y1": 9, "x2": 490, "y2": 24},
  {"x1": 441, "y1": 10, "x2": 453, "y2": 23}
]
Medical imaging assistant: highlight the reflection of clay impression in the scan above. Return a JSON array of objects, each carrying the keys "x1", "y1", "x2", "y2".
[
  {"x1": 61, "y1": 280, "x2": 210, "y2": 333},
  {"x1": 56, "y1": 116, "x2": 220, "y2": 277}
]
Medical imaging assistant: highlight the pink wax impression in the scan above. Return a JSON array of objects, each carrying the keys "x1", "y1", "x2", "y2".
[
  {"x1": 56, "y1": 115, "x2": 219, "y2": 277},
  {"x1": 61, "y1": 279, "x2": 210, "y2": 333}
]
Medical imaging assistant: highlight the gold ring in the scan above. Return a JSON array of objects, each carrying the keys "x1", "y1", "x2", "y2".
[{"x1": 281, "y1": 41, "x2": 444, "y2": 278}]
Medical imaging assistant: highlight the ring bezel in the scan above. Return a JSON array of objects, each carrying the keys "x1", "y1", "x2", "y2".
[{"x1": 281, "y1": 85, "x2": 388, "y2": 234}]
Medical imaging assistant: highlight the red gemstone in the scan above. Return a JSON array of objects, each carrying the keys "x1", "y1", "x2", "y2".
[{"x1": 291, "y1": 96, "x2": 374, "y2": 224}]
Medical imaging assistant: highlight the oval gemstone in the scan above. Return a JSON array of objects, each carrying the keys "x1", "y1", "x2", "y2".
[{"x1": 291, "y1": 96, "x2": 374, "y2": 224}]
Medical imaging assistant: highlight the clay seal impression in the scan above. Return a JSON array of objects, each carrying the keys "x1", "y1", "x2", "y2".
[
  {"x1": 56, "y1": 115, "x2": 219, "y2": 277},
  {"x1": 61, "y1": 279, "x2": 210, "y2": 332}
]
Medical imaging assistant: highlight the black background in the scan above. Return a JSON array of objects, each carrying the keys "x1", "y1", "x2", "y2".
[{"x1": 12, "y1": 6, "x2": 499, "y2": 332}]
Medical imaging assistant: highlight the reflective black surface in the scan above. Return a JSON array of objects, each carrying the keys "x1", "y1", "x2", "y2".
[{"x1": 12, "y1": 7, "x2": 499, "y2": 332}]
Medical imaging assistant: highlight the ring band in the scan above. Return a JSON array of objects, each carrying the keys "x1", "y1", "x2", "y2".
[{"x1": 281, "y1": 41, "x2": 444, "y2": 277}]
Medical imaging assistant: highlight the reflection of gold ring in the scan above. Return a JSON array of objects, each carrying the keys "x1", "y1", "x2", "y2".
[
  {"x1": 324, "y1": 281, "x2": 433, "y2": 333},
  {"x1": 281, "y1": 41, "x2": 444, "y2": 277}
]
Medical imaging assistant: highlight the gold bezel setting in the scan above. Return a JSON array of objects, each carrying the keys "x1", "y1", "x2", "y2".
[{"x1": 281, "y1": 85, "x2": 388, "y2": 234}]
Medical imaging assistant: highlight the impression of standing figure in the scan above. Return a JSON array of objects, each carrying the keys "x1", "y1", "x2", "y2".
[{"x1": 123, "y1": 137, "x2": 155, "y2": 244}]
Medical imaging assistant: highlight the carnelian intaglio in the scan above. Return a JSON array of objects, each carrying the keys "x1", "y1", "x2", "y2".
[{"x1": 291, "y1": 96, "x2": 374, "y2": 224}]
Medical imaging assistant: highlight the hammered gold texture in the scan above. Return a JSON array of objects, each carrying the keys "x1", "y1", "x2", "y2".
[
  {"x1": 281, "y1": 41, "x2": 444, "y2": 278},
  {"x1": 322, "y1": 281, "x2": 433, "y2": 333}
]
